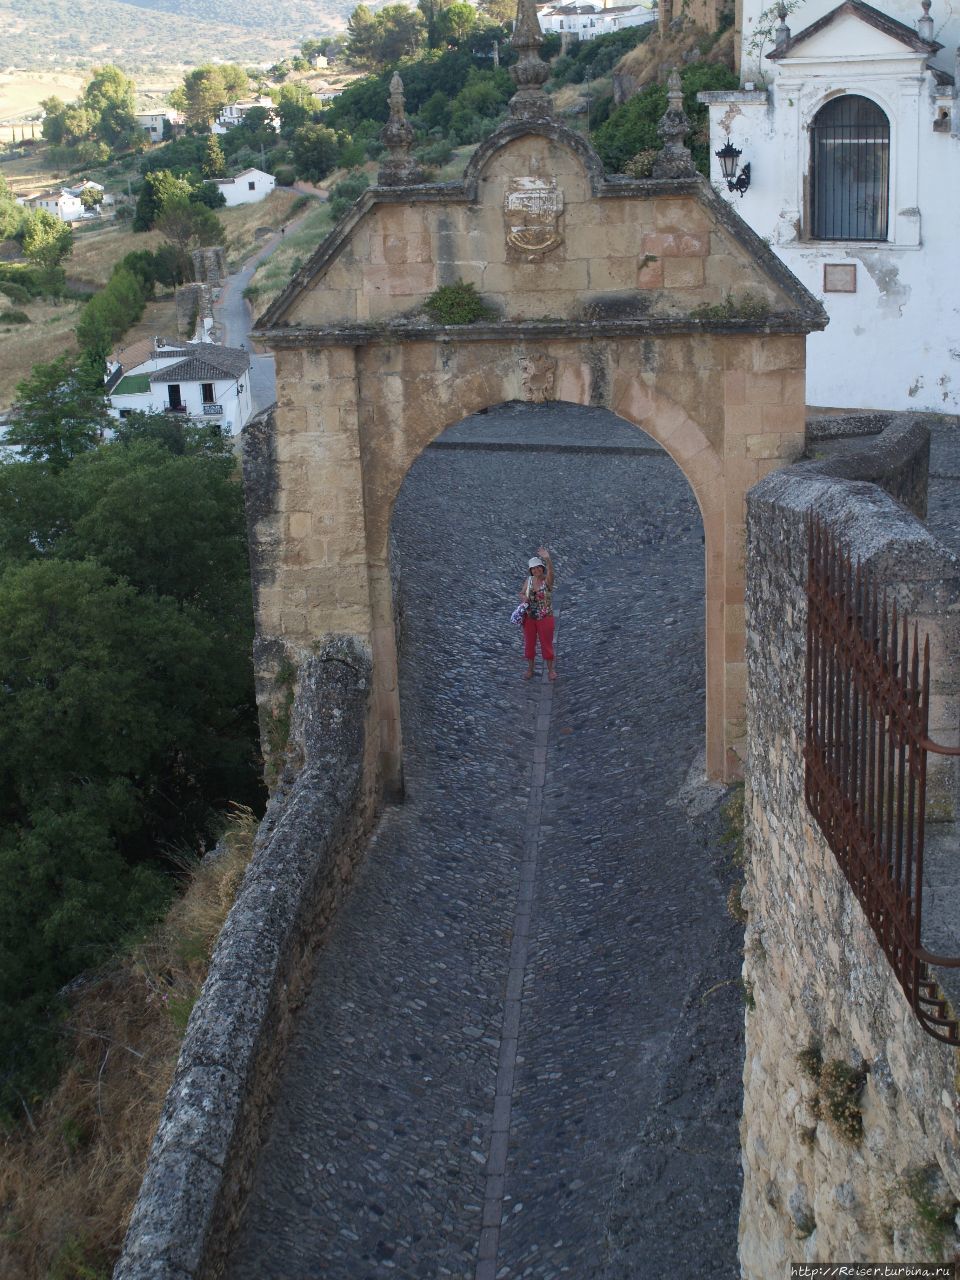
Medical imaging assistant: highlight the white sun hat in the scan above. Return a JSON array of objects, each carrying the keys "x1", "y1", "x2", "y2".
[{"x1": 528, "y1": 556, "x2": 546, "y2": 569}]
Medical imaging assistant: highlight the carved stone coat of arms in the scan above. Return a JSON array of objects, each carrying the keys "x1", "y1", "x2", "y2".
[{"x1": 504, "y1": 177, "x2": 563, "y2": 259}]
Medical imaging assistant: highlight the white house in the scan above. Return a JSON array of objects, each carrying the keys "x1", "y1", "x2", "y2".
[
  {"x1": 213, "y1": 167, "x2": 277, "y2": 207},
  {"x1": 105, "y1": 338, "x2": 252, "y2": 435},
  {"x1": 699, "y1": 0, "x2": 960, "y2": 413},
  {"x1": 211, "y1": 96, "x2": 280, "y2": 135},
  {"x1": 135, "y1": 109, "x2": 184, "y2": 142},
  {"x1": 538, "y1": 0, "x2": 656, "y2": 39},
  {"x1": 15, "y1": 180, "x2": 108, "y2": 222}
]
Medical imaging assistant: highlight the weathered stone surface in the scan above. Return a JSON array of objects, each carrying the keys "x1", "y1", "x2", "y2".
[
  {"x1": 223, "y1": 403, "x2": 744, "y2": 1280},
  {"x1": 740, "y1": 425, "x2": 960, "y2": 1276},
  {"x1": 114, "y1": 640, "x2": 376, "y2": 1280}
]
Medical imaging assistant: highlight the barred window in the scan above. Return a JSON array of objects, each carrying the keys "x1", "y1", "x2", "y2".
[{"x1": 810, "y1": 95, "x2": 890, "y2": 241}]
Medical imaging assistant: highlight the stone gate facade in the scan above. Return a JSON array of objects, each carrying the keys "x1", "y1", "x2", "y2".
[{"x1": 247, "y1": 47, "x2": 826, "y2": 798}]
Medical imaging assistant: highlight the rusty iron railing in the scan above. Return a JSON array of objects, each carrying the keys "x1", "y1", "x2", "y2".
[{"x1": 804, "y1": 517, "x2": 960, "y2": 1045}]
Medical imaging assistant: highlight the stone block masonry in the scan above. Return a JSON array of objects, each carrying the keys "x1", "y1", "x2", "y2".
[
  {"x1": 740, "y1": 421, "x2": 960, "y2": 1275},
  {"x1": 113, "y1": 638, "x2": 378, "y2": 1280}
]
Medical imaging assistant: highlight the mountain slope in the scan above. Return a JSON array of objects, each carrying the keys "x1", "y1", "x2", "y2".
[{"x1": 2, "y1": 0, "x2": 354, "y2": 71}]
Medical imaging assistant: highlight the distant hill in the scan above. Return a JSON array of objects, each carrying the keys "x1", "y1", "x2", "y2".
[{"x1": 1, "y1": 0, "x2": 356, "y2": 72}]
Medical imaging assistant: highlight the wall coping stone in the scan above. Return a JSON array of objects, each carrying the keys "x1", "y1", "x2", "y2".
[
  {"x1": 114, "y1": 637, "x2": 375, "y2": 1280},
  {"x1": 254, "y1": 313, "x2": 824, "y2": 349}
]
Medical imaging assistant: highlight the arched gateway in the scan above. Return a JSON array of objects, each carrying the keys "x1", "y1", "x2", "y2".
[{"x1": 246, "y1": 19, "x2": 826, "y2": 796}]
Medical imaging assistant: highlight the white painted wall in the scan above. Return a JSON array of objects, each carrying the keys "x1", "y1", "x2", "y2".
[
  {"x1": 701, "y1": 8, "x2": 960, "y2": 412},
  {"x1": 214, "y1": 169, "x2": 277, "y2": 207},
  {"x1": 109, "y1": 371, "x2": 252, "y2": 434}
]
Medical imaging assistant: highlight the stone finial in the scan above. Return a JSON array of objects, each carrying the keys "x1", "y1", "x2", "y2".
[
  {"x1": 378, "y1": 73, "x2": 422, "y2": 186},
  {"x1": 652, "y1": 68, "x2": 696, "y2": 178},
  {"x1": 509, "y1": 0, "x2": 553, "y2": 119},
  {"x1": 774, "y1": 2, "x2": 791, "y2": 48},
  {"x1": 918, "y1": 0, "x2": 934, "y2": 41}
]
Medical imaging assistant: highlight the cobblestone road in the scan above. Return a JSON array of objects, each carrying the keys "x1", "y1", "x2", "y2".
[{"x1": 225, "y1": 403, "x2": 748, "y2": 1280}]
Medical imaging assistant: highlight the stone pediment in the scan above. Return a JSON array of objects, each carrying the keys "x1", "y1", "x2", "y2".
[
  {"x1": 767, "y1": 0, "x2": 941, "y2": 61},
  {"x1": 255, "y1": 119, "x2": 826, "y2": 340}
]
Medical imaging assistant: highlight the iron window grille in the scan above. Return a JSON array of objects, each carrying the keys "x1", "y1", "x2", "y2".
[{"x1": 810, "y1": 95, "x2": 890, "y2": 242}]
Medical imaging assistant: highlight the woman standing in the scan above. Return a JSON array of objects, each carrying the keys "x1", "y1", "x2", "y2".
[{"x1": 520, "y1": 547, "x2": 556, "y2": 681}]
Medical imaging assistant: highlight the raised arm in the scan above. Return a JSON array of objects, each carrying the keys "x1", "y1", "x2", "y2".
[{"x1": 538, "y1": 547, "x2": 554, "y2": 589}]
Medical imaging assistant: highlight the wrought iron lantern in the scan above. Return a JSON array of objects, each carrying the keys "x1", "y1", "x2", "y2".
[{"x1": 716, "y1": 138, "x2": 751, "y2": 196}]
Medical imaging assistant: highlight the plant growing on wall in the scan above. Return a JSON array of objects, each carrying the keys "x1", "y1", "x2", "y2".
[
  {"x1": 746, "y1": 0, "x2": 806, "y2": 78},
  {"x1": 819, "y1": 1058, "x2": 866, "y2": 1142},
  {"x1": 424, "y1": 280, "x2": 496, "y2": 325}
]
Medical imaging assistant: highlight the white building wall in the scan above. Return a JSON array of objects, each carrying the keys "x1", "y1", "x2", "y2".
[
  {"x1": 109, "y1": 374, "x2": 252, "y2": 434},
  {"x1": 739, "y1": 0, "x2": 960, "y2": 82},
  {"x1": 702, "y1": 22, "x2": 960, "y2": 412},
  {"x1": 215, "y1": 170, "x2": 277, "y2": 207}
]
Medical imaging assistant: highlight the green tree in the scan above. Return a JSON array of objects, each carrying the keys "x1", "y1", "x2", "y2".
[
  {"x1": 155, "y1": 198, "x2": 224, "y2": 261},
  {"x1": 437, "y1": 1, "x2": 477, "y2": 44},
  {"x1": 374, "y1": 4, "x2": 427, "y2": 63},
  {"x1": 418, "y1": 0, "x2": 454, "y2": 48},
  {"x1": 592, "y1": 62, "x2": 739, "y2": 174},
  {"x1": 345, "y1": 5, "x2": 379, "y2": 65},
  {"x1": 202, "y1": 134, "x2": 227, "y2": 178},
  {"x1": 478, "y1": 0, "x2": 515, "y2": 21},
  {"x1": 276, "y1": 82, "x2": 321, "y2": 133},
  {"x1": 5, "y1": 356, "x2": 108, "y2": 467},
  {"x1": 0, "y1": 175, "x2": 24, "y2": 239},
  {"x1": 21, "y1": 209, "x2": 73, "y2": 293},
  {"x1": 83, "y1": 64, "x2": 140, "y2": 147},
  {"x1": 39, "y1": 95, "x2": 69, "y2": 144},
  {"x1": 133, "y1": 169, "x2": 192, "y2": 231},
  {"x1": 191, "y1": 181, "x2": 227, "y2": 209},
  {"x1": 292, "y1": 122, "x2": 341, "y2": 181},
  {"x1": 0, "y1": 433, "x2": 262, "y2": 1119},
  {"x1": 170, "y1": 64, "x2": 249, "y2": 127},
  {"x1": 79, "y1": 185, "x2": 104, "y2": 210}
]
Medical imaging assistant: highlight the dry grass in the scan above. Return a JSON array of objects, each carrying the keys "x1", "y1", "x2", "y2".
[
  {"x1": 119, "y1": 291, "x2": 182, "y2": 351},
  {"x1": 67, "y1": 225, "x2": 165, "y2": 289},
  {"x1": 246, "y1": 201, "x2": 336, "y2": 314},
  {"x1": 221, "y1": 188, "x2": 306, "y2": 269},
  {"x1": 0, "y1": 72, "x2": 87, "y2": 124},
  {"x1": 0, "y1": 806, "x2": 259, "y2": 1280},
  {"x1": 0, "y1": 298, "x2": 83, "y2": 410},
  {"x1": 615, "y1": 24, "x2": 736, "y2": 85},
  {"x1": 0, "y1": 289, "x2": 182, "y2": 412}
]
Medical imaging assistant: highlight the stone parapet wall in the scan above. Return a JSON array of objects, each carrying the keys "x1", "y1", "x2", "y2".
[
  {"x1": 114, "y1": 638, "x2": 378, "y2": 1280},
  {"x1": 741, "y1": 435, "x2": 960, "y2": 1275}
]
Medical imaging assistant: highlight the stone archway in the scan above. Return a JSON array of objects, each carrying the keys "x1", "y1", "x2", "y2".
[{"x1": 246, "y1": 38, "x2": 825, "y2": 797}]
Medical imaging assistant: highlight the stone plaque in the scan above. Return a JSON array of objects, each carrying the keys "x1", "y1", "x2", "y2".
[
  {"x1": 823, "y1": 263, "x2": 856, "y2": 293},
  {"x1": 505, "y1": 177, "x2": 563, "y2": 258}
]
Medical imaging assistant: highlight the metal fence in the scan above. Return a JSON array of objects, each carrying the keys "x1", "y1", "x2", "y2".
[{"x1": 804, "y1": 517, "x2": 960, "y2": 1045}]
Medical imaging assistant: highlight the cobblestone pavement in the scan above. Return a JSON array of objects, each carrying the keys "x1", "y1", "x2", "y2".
[{"x1": 225, "y1": 403, "x2": 747, "y2": 1280}]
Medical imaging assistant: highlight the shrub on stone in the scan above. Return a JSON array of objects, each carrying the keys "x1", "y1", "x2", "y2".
[
  {"x1": 820, "y1": 1058, "x2": 866, "y2": 1142},
  {"x1": 424, "y1": 280, "x2": 495, "y2": 325},
  {"x1": 0, "y1": 309, "x2": 29, "y2": 324},
  {"x1": 796, "y1": 1041, "x2": 823, "y2": 1081}
]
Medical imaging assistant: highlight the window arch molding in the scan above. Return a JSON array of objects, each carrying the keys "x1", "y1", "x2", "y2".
[{"x1": 806, "y1": 91, "x2": 891, "y2": 241}]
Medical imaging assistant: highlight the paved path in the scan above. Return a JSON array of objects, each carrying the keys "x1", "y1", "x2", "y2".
[
  {"x1": 214, "y1": 202, "x2": 320, "y2": 418},
  {"x1": 226, "y1": 403, "x2": 744, "y2": 1279}
]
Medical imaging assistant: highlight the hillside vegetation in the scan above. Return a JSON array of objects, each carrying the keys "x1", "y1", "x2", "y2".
[{"x1": 0, "y1": 0, "x2": 353, "y2": 71}]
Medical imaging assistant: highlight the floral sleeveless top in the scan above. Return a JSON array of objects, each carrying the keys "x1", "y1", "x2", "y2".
[{"x1": 525, "y1": 578, "x2": 553, "y2": 620}]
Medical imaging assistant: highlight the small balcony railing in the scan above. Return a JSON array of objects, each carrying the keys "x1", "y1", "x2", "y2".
[{"x1": 804, "y1": 517, "x2": 960, "y2": 1045}]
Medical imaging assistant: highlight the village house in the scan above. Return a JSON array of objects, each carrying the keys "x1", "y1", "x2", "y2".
[
  {"x1": 105, "y1": 337, "x2": 252, "y2": 434},
  {"x1": 537, "y1": 0, "x2": 657, "y2": 39},
  {"x1": 213, "y1": 167, "x2": 277, "y2": 207},
  {"x1": 15, "y1": 179, "x2": 109, "y2": 222},
  {"x1": 135, "y1": 109, "x2": 184, "y2": 143},
  {"x1": 211, "y1": 96, "x2": 280, "y2": 135},
  {"x1": 699, "y1": 0, "x2": 960, "y2": 413}
]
